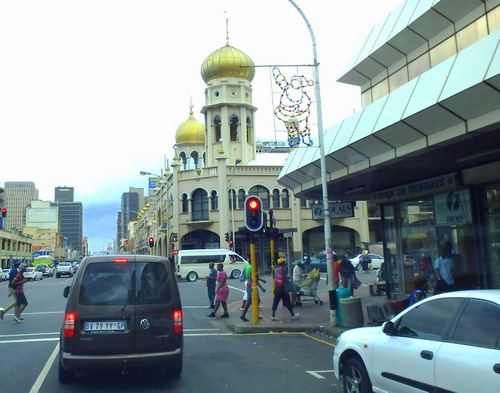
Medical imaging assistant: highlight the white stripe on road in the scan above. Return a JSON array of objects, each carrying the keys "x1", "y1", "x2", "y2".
[
  {"x1": 30, "y1": 343, "x2": 59, "y2": 393},
  {"x1": 306, "y1": 370, "x2": 334, "y2": 379}
]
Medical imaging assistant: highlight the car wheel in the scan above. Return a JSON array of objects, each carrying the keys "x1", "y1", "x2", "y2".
[
  {"x1": 58, "y1": 359, "x2": 75, "y2": 383},
  {"x1": 230, "y1": 269, "x2": 240, "y2": 280},
  {"x1": 343, "y1": 357, "x2": 372, "y2": 393},
  {"x1": 186, "y1": 272, "x2": 198, "y2": 282}
]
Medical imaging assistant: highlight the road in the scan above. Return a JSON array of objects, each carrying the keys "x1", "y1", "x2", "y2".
[{"x1": 0, "y1": 273, "x2": 345, "y2": 393}]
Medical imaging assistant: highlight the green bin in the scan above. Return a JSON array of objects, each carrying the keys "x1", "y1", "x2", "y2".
[
  {"x1": 340, "y1": 296, "x2": 364, "y2": 328},
  {"x1": 336, "y1": 288, "x2": 352, "y2": 327}
]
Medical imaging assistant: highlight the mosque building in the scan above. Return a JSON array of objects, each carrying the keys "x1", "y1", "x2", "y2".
[{"x1": 129, "y1": 38, "x2": 377, "y2": 271}]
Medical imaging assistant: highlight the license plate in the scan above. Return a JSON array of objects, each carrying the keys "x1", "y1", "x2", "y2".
[{"x1": 84, "y1": 321, "x2": 126, "y2": 333}]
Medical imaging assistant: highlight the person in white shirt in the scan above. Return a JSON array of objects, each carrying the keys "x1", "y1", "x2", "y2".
[{"x1": 434, "y1": 249, "x2": 455, "y2": 290}]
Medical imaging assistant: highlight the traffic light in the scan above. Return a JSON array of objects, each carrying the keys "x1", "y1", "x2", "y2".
[
  {"x1": 229, "y1": 233, "x2": 234, "y2": 248},
  {"x1": 224, "y1": 232, "x2": 229, "y2": 243},
  {"x1": 1, "y1": 208, "x2": 6, "y2": 218},
  {"x1": 148, "y1": 237, "x2": 155, "y2": 248},
  {"x1": 244, "y1": 196, "x2": 263, "y2": 232}
]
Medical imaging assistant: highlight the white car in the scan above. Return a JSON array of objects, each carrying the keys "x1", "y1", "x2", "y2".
[
  {"x1": 0, "y1": 269, "x2": 9, "y2": 281},
  {"x1": 24, "y1": 267, "x2": 43, "y2": 281},
  {"x1": 350, "y1": 253, "x2": 384, "y2": 270},
  {"x1": 56, "y1": 262, "x2": 74, "y2": 278},
  {"x1": 333, "y1": 290, "x2": 500, "y2": 393}
]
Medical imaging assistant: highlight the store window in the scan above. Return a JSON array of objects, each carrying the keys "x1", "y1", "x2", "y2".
[{"x1": 484, "y1": 184, "x2": 500, "y2": 288}]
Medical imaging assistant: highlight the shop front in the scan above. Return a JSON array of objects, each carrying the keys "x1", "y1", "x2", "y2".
[{"x1": 376, "y1": 173, "x2": 500, "y2": 300}]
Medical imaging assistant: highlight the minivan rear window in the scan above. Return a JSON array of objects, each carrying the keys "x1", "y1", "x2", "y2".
[
  {"x1": 78, "y1": 261, "x2": 172, "y2": 306},
  {"x1": 181, "y1": 254, "x2": 225, "y2": 264}
]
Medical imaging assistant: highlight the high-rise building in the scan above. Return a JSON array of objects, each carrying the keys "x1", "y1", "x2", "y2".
[
  {"x1": 4, "y1": 181, "x2": 39, "y2": 231},
  {"x1": 52, "y1": 186, "x2": 83, "y2": 257},
  {"x1": 118, "y1": 188, "x2": 144, "y2": 249},
  {"x1": 55, "y1": 187, "x2": 74, "y2": 202}
]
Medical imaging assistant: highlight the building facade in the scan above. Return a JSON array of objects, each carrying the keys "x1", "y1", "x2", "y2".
[
  {"x1": 4, "y1": 181, "x2": 39, "y2": 231},
  {"x1": 279, "y1": 0, "x2": 500, "y2": 297},
  {"x1": 127, "y1": 38, "x2": 378, "y2": 272}
]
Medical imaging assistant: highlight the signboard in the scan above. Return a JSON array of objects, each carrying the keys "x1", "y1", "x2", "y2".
[
  {"x1": 371, "y1": 173, "x2": 457, "y2": 204},
  {"x1": 311, "y1": 202, "x2": 354, "y2": 220},
  {"x1": 434, "y1": 189, "x2": 472, "y2": 225},
  {"x1": 171, "y1": 249, "x2": 179, "y2": 256},
  {"x1": 149, "y1": 177, "x2": 163, "y2": 189}
]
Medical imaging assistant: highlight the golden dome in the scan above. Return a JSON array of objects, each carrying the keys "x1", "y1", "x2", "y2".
[
  {"x1": 175, "y1": 107, "x2": 205, "y2": 145},
  {"x1": 201, "y1": 44, "x2": 255, "y2": 83}
]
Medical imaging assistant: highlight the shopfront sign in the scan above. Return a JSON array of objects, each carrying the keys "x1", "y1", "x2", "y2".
[
  {"x1": 311, "y1": 202, "x2": 355, "y2": 220},
  {"x1": 371, "y1": 173, "x2": 458, "y2": 203},
  {"x1": 434, "y1": 189, "x2": 472, "y2": 225}
]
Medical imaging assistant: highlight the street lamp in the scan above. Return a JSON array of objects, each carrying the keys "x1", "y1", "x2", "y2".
[
  {"x1": 229, "y1": 158, "x2": 242, "y2": 250},
  {"x1": 288, "y1": 0, "x2": 334, "y2": 326}
]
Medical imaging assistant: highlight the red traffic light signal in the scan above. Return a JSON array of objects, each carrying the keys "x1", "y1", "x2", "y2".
[
  {"x1": 244, "y1": 196, "x2": 263, "y2": 232},
  {"x1": 148, "y1": 237, "x2": 155, "y2": 248},
  {"x1": 1, "y1": 208, "x2": 6, "y2": 218}
]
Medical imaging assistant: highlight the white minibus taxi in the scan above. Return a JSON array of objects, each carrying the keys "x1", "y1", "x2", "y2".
[{"x1": 176, "y1": 249, "x2": 248, "y2": 282}]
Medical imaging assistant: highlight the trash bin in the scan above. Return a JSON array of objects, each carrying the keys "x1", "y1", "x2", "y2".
[
  {"x1": 336, "y1": 288, "x2": 352, "y2": 327},
  {"x1": 340, "y1": 296, "x2": 364, "y2": 328}
]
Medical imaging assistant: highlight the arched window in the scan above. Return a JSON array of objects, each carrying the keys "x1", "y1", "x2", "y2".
[
  {"x1": 229, "y1": 114, "x2": 239, "y2": 141},
  {"x1": 191, "y1": 188, "x2": 209, "y2": 221},
  {"x1": 282, "y1": 189, "x2": 290, "y2": 208},
  {"x1": 191, "y1": 151, "x2": 199, "y2": 170},
  {"x1": 238, "y1": 189, "x2": 246, "y2": 209},
  {"x1": 179, "y1": 151, "x2": 188, "y2": 170},
  {"x1": 249, "y1": 185, "x2": 270, "y2": 209},
  {"x1": 246, "y1": 117, "x2": 252, "y2": 143},
  {"x1": 272, "y1": 189, "x2": 280, "y2": 208},
  {"x1": 210, "y1": 190, "x2": 218, "y2": 211},
  {"x1": 213, "y1": 115, "x2": 221, "y2": 142},
  {"x1": 228, "y1": 189, "x2": 236, "y2": 210},
  {"x1": 181, "y1": 194, "x2": 189, "y2": 213}
]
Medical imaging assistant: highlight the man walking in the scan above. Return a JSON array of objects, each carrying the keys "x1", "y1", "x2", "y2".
[
  {"x1": 206, "y1": 262, "x2": 217, "y2": 308},
  {"x1": 0, "y1": 261, "x2": 21, "y2": 320},
  {"x1": 11, "y1": 263, "x2": 28, "y2": 323}
]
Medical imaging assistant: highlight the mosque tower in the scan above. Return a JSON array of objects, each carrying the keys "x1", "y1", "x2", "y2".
[{"x1": 200, "y1": 36, "x2": 257, "y2": 167}]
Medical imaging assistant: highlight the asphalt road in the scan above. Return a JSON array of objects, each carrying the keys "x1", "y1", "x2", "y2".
[{"x1": 0, "y1": 273, "x2": 344, "y2": 393}]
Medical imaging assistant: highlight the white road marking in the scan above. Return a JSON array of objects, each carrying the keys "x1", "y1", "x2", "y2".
[
  {"x1": 306, "y1": 370, "x2": 334, "y2": 379},
  {"x1": 29, "y1": 343, "x2": 59, "y2": 393}
]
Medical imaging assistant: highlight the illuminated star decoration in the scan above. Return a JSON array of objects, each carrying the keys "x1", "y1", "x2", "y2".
[{"x1": 273, "y1": 67, "x2": 314, "y2": 146}]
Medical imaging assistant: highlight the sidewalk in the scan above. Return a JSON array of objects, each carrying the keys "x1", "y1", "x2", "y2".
[{"x1": 218, "y1": 280, "x2": 390, "y2": 338}]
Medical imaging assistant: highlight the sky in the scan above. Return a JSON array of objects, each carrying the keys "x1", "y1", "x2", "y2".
[{"x1": 0, "y1": 0, "x2": 403, "y2": 253}]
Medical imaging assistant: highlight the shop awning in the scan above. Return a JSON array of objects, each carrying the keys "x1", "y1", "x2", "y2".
[{"x1": 278, "y1": 30, "x2": 500, "y2": 201}]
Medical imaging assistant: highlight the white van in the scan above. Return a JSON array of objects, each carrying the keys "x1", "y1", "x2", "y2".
[{"x1": 176, "y1": 249, "x2": 248, "y2": 282}]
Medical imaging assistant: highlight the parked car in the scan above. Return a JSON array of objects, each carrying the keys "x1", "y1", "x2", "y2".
[
  {"x1": 333, "y1": 290, "x2": 500, "y2": 393},
  {"x1": 294, "y1": 256, "x2": 328, "y2": 273},
  {"x1": 36, "y1": 264, "x2": 54, "y2": 277},
  {"x1": 24, "y1": 267, "x2": 43, "y2": 281},
  {"x1": 59, "y1": 255, "x2": 183, "y2": 383},
  {"x1": 0, "y1": 269, "x2": 9, "y2": 281},
  {"x1": 350, "y1": 253, "x2": 384, "y2": 270},
  {"x1": 56, "y1": 262, "x2": 74, "y2": 278}
]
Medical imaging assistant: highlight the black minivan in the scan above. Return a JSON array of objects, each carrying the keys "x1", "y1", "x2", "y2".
[{"x1": 59, "y1": 255, "x2": 183, "y2": 383}]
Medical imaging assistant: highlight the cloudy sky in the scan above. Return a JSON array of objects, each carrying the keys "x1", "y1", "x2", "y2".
[{"x1": 0, "y1": 0, "x2": 402, "y2": 253}]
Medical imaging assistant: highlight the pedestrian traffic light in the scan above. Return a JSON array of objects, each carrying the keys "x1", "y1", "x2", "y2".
[
  {"x1": 244, "y1": 196, "x2": 263, "y2": 232},
  {"x1": 1, "y1": 208, "x2": 6, "y2": 218},
  {"x1": 229, "y1": 233, "x2": 234, "y2": 248},
  {"x1": 148, "y1": 237, "x2": 155, "y2": 248},
  {"x1": 224, "y1": 232, "x2": 229, "y2": 243}
]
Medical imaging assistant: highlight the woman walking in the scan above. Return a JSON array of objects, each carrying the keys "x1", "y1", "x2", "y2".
[{"x1": 207, "y1": 263, "x2": 229, "y2": 318}]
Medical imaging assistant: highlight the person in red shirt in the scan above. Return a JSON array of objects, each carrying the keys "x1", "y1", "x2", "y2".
[
  {"x1": 333, "y1": 254, "x2": 340, "y2": 289},
  {"x1": 12, "y1": 263, "x2": 28, "y2": 323}
]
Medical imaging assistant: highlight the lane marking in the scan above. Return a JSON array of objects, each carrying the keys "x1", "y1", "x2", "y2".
[
  {"x1": 29, "y1": 343, "x2": 59, "y2": 393},
  {"x1": 306, "y1": 370, "x2": 334, "y2": 379}
]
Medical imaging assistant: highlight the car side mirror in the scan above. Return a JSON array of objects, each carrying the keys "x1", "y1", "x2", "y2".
[
  {"x1": 63, "y1": 286, "x2": 70, "y2": 298},
  {"x1": 382, "y1": 321, "x2": 396, "y2": 336}
]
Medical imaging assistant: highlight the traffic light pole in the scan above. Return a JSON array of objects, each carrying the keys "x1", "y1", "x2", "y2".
[{"x1": 249, "y1": 232, "x2": 259, "y2": 324}]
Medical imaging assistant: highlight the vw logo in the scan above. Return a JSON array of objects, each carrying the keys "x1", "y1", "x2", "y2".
[{"x1": 139, "y1": 319, "x2": 150, "y2": 330}]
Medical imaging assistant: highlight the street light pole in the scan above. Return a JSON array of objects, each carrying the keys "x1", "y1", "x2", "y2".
[
  {"x1": 288, "y1": 0, "x2": 335, "y2": 326},
  {"x1": 229, "y1": 159, "x2": 242, "y2": 250}
]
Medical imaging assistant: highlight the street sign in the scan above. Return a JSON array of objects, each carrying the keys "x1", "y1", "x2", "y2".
[{"x1": 171, "y1": 249, "x2": 179, "y2": 256}]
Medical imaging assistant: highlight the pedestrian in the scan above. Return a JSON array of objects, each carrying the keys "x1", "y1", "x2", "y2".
[
  {"x1": 303, "y1": 253, "x2": 310, "y2": 274},
  {"x1": 408, "y1": 275, "x2": 428, "y2": 306},
  {"x1": 333, "y1": 254, "x2": 340, "y2": 289},
  {"x1": 0, "y1": 261, "x2": 21, "y2": 321},
  {"x1": 339, "y1": 255, "x2": 355, "y2": 294},
  {"x1": 271, "y1": 258, "x2": 299, "y2": 321},
  {"x1": 205, "y1": 262, "x2": 217, "y2": 308},
  {"x1": 240, "y1": 264, "x2": 254, "y2": 322},
  {"x1": 434, "y1": 249, "x2": 455, "y2": 291},
  {"x1": 240, "y1": 262, "x2": 251, "y2": 310},
  {"x1": 361, "y1": 250, "x2": 370, "y2": 273},
  {"x1": 207, "y1": 263, "x2": 229, "y2": 318},
  {"x1": 11, "y1": 263, "x2": 28, "y2": 323}
]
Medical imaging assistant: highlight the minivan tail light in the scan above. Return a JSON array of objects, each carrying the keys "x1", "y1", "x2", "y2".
[
  {"x1": 173, "y1": 310, "x2": 183, "y2": 333},
  {"x1": 64, "y1": 312, "x2": 76, "y2": 337},
  {"x1": 115, "y1": 258, "x2": 128, "y2": 263}
]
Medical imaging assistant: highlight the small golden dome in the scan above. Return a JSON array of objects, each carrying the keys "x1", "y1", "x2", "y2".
[
  {"x1": 175, "y1": 107, "x2": 206, "y2": 145},
  {"x1": 201, "y1": 44, "x2": 255, "y2": 83}
]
